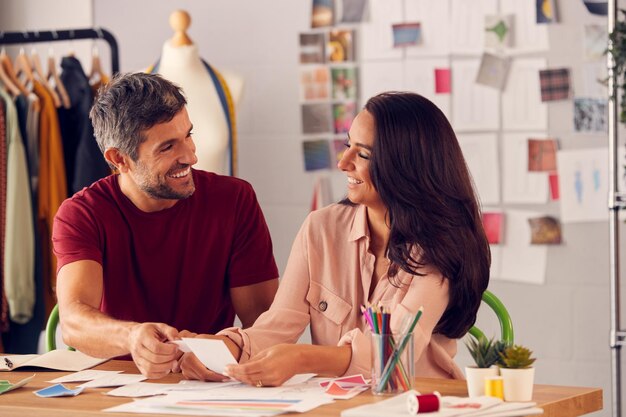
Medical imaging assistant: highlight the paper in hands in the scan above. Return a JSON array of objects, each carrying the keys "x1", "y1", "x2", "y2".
[{"x1": 176, "y1": 338, "x2": 237, "y2": 375}]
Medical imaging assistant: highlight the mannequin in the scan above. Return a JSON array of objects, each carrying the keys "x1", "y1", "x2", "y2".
[{"x1": 153, "y1": 10, "x2": 244, "y2": 175}]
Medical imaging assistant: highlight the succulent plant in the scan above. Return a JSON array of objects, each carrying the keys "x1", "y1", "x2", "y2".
[
  {"x1": 498, "y1": 344, "x2": 536, "y2": 369},
  {"x1": 465, "y1": 335, "x2": 508, "y2": 368}
]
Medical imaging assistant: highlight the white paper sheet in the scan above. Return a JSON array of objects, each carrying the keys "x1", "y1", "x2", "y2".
[
  {"x1": 450, "y1": 0, "x2": 498, "y2": 55},
  {"x1": 557, "y1": 148, "x2": 609, "y2": 223},
  {"x1": 360, "y1": 61, "x2": 404, "y2": 103},
  {"x1": 457, "y1": 133, "x2": 500, "y2": 205},
  {"x1": 359, "y1": 0, "x2": 403, "y2": 60},
  {"x1": 405, "y1": 0, "x2": 450, "y2": 57},
  {"x1": 403, "y1": 58, "x2": 451, "y2": 118},
  {"x1": 490, "y1": 210, "x2": 548, "y2": 285},
  {"x1": 500, "y1": 0, "x2": 549, "y2": 53},
  {"x1": 502, "y1": 58, "x2": 548, "y2": 130},
  {"x1": 451, "y1": 59, "x2": 500, "y2": 132},
  {"x1": 106, "y1": 382, "x2": 178, "y2": 397},
  {"x1": 502, "y1": 133, "x2": 549, "y2": 204},
  {"x1": 78, "y1": 373, "x2": 146, "y2": 388},
  {"x1": 182, "y1": 338, "x2": 238, "y2": 375},
  {"x1": 1, "y1": 350, "x2": 108, "y2": 372},
  {"x1": 49, "y1": 370, "x2": 122, "y2": 383}
]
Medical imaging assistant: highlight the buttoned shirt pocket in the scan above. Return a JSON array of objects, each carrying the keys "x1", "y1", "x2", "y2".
[{"x1": 306, "y1": 281, "x2": 352, "y2": 343}]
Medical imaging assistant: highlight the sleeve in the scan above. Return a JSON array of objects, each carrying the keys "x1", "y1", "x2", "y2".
[
  {"x1": 227, "y1": 182, "x2": 279, "y2": 287},
  {"x1": 219, "y1": 214, "x2": 314, "y2": 362},
  {"x1": 338, "y1": 269, "x2": 450, "y2": 377},
  {"x1": 52, "y1": 198, "x2": 103, "y2": 272}
]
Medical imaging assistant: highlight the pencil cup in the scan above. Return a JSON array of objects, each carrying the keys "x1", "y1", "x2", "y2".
[{"x1": 370, "y1": 332, "x2": 414, "y2": 395}]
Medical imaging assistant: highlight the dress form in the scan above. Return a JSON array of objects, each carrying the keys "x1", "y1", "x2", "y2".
[{"x1": 156, "y1": 10, "x2": 243, "y2": 175}]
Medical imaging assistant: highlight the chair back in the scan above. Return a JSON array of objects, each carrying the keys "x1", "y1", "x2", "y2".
[{"x1": 468, "y1": 290, "x2": 514, "y2": 344}]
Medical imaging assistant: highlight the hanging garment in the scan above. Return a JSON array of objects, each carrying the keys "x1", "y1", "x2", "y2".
[
  {"x1": 58, "y1": 56, "x2": 110, "y2": 194},
  {"x1": 25, "y1": 93, "x2": 40, "y2": 196},
  {"x1": 0, "y1": 87, "x2": 35, "y2": 324},
  {"x1": 148, "y1": 59, "x2": 238, "y2": 176},
  {"x1": 32, "y1": 81, "x2": 66, "y2": 318},
  {"x1": 0, "y1": 97, "x2": 8, "y2": 334}
]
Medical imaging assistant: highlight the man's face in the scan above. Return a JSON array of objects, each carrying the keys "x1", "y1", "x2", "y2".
[{"x1": 129, "y1": 107, "x2": 198, "y2": 202}]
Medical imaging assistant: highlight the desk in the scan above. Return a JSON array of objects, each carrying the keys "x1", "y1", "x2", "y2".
[{"x1": 0, "y1": 360, "x2": 602, "y2": 417}]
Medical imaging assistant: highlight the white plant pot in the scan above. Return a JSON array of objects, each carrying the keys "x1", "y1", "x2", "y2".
[
  {"x1": 464, "y1": 366, "x2": 499, "y2": 397},
  {"x1": 500, "y1": 367, "x2": 535, "y2": 402}
]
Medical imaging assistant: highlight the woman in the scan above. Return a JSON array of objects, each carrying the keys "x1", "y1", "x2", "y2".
[{"x1": 179, "y1": 92, "x2": 490, "y2": 386}]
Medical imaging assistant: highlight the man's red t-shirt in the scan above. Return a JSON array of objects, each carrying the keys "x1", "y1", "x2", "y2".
[{"x1": 52, "y1": 169, "x2": 279, "y2": 334}]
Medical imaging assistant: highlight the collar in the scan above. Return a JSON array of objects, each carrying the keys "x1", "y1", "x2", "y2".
[{"x1": 348, "y1": 204, "x2": 370, "y2": 242}]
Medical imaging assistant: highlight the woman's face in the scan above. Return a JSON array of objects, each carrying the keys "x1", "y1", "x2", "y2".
[{"x1": 337, "y1": 109, "x2": 384, "y2": 210}]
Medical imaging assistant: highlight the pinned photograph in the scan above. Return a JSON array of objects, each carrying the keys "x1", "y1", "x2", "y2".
[
  {"x1": 392, "y1": 23, "x2": 422, "y2": 48},
  {"x1": 574, "y1": 98, "x2": 607, "y2": 132},
  {"x1": 482, "y1": 212, "x2": 504, "y2": 245},
  {"x1": 435, "y1": 68, "x2": 451, "y2": 94},
  {"x1": 302, "y1": 104, "x2": 332, "y2": 134},
  {"x1": 331, "y1": 67, "x2": 358, "y2": 100},
  {"x1": 484, "y1": 14, "x2": 514, "y2": 48},
  {"x1": 333, "y1": 102, "x2": 357, "y2": 134},
  {"x1": 328, "y1": 30, "x2": 356, "y2": 62},
  {"x1": 584, "y1": 24, "x2": 606, "y2": 61},
  {"x1": 331, "y1": 138, "x2": 347, "y2": 167},
  {"x1": 312, "y1": 0, "x2": 334, "y2": 28},
  {"x1": 536, "y1": 0, "x2": 557, "y2": 23},
  {"x1": 299, "y1": 33, "x2": 326, "y2": 64},
  {"x1": 475, "y1": 53, "x2": 511, "y2": 91},
  {"x1": 528, "y1": 139, "x2": 558, "y2": 172},
  {"x1": 338, "y1": 0, "x2": 368, "y2": 23},
  {"x1": 528, "y1": 216, "x2": 562, "y2": 244},
  {"x1": 539, "y1": 68, "x2": 571, "y2": 101},
  {"x1": 303, "y1": 140, "x2": 332, "y2": 171},
  {"x1": 300, "y1": 67, "x2": 330, "y2": 101}
]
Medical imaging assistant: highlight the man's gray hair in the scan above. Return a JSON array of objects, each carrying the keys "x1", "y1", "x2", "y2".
[{"x1": 90, "y1": 72, "x2": 187, "y2": 163}]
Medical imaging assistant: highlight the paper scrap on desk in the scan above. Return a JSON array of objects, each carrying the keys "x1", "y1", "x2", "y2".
[
  {"x1": 48, "y1": 369, "x2": 122, "y2": 383},
  {"x1": 0, "y1": 374, "x2": 35, "y2": 394},
  {"x1": 325, "y1": 381, "x2": 368, "y2": 399},
  {"x1": 106, "y1": 382, "x2": 179, "y2": 397},
  {"x1": 319, "y1": 374, "x2": 367, "y2": 388},
  {"x1": 78, "y1": 373, "x2": 146, "y2": 388},
  {"x1": 181, "y1": 337, "x2": 237, "y2": 375},
  {"x1": 283, "y1": 373, "x2": 316, "y2": 386},
  {"x1": 164, "y1": 379, "x2": 240, "y2": 392},
  {"x1": 34, "y1": 383, "x2": 85, "y2": 397}
]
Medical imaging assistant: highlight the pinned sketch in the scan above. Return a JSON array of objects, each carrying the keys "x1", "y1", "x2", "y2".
[
  {"x1": 328, "y1": 30, "x2": 356, "y2": 62},
  {"x1": 450, "y1": 0, "x2": 498, "y2": 55},
  {"x1": 557, "y1": 148, "x2": 609, "y2": 223},
  {"x1": 338, "y1": 0, "x2": 368, "y2": 23},
  {"x1": 392, "y1": 23, "x2": 422, "y2": 47},
  {"x1": 549, "y1": 173, "x2": 560, "y2": 200},
  {"x1": 303, "y1": 140, "x2": 332, "y2": 171},
  {"x1": 574, "y1": 98, "x2": 607, "y2": 132},
  {"x1": 536, "y1": 0, "x2": 557, "y2": 23},
  {"x1": 405, "y1": 0, "x2": 450, "y2": 57},
  {"x1": 502, "y1": 133, "x2": 549, "y2": 204},
  {"x1": 403, "y1": 58, "x2": 451, "y2": 118},
  {"x1": 331, "y1": 67, "x2": 358, "y2": 100},
  {"x1": 539, "y1": 68, "x2": 571, "y2": 102},
  {"x1": 528, "y1": 216, "x2": 562, "y2": 244},
  {"x1": 360, "y1": 61, "x2": 403, "y2": 103},
  {"x1": 485, "y1": 14, "x2": 514, "y2": 48},
  {"x1": 302, "y1": 104, "x2": 332, "y2": 134},
  {"x1": 451, "y1": 59, "x2": 499, "y2": 131},
  {"x1": 528, "y1": 138, "x2": 558, "y2": 172},
  {"x1": 482, "y1": 211, "x2": 504, "y2": 244},
  {"x1": 299, "y1": 33, "x2": 326, "y2": 64},
  {"x1": 300, "y1": 67, "x2": 330, "y2": 101},
  {"x1": 333, "y1": 102, "x2": 357, "y2": 134},
  {"x1": 502, "y1": 58, "x2": 548, "y2": 130},
  {"x1": 584, "y1": 24, "x2": 607, "y2": 61},
  {"x1": 360, "y1": 0, "x2": 403, "y2": 60},
  {"x1": 475, "y1": 53, "x2": 511, "y2": 90},
  {"x1": 312, "y1": 0, "x2": 334, "y2": 28},
  {"x1": 581, "y1": 62, "x2": 608, "y2": 99},
  {"x1": 500, "y1": 0, "x2": 549, "y2": 52},
  {"x1": 435, "y1": 68, "x2": 451, "y2": 94},
  {"x1": 457, "y1": 133, "x2": 500, "y2": 205}
]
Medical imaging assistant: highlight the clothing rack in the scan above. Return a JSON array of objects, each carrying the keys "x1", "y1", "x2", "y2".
[{"x1": 0, "y1": 27, "x2": 119, "y2": 73}]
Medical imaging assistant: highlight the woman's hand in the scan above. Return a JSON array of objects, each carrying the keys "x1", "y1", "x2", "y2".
[{"x1": 224, "y1": 344, "x2": 303, "y2": 387}]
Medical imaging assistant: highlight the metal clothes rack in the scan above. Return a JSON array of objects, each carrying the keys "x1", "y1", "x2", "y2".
[
  {"x1": 0, "y1": 27, "x2": 119, "y2": 74},
  {"x1": 609, "y1": 0, "x2": 623, "y2": 416}
]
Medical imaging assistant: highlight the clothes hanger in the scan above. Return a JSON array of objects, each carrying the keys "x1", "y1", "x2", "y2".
[
  {"x1": 31, "y1": 48, "x2": 61, "y2": 107},
  {"x1": 88, "y1": 45, "x2": 105, "y2": 85},
  {"x1": 0, "y1": 47, "x2": 29, "y2": 96},
  {"x1": 47, "y1": 48, "x2": 71, "y2": 109},
  {"x1": 14, "y1": 47, "x2": 36, "y2": 90},
  {"x1": 0, "y1": 57, "x2": 21, "y2": 97}
]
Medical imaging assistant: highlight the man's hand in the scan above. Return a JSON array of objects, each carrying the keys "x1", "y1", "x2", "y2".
[
  {"x1": 224, "y1": 344, "x2": 302, "y2": 387},
  {"x1": 178, "y1": 351, "x2": 231, "y2": 381},
  {"x1": 128, "y1": 322, "x2": 180, "y2": 379}
]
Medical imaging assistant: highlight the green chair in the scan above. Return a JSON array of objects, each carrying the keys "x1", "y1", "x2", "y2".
[
  {"x1": 468, "y1": 290, "x2": 514, "y2": 344},
  {"x1": 45, "y1": 304, "x2": 75, "y2": 351}
]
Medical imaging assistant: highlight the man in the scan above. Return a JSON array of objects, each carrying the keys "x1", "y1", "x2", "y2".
[{"x1": 52, "y1": 73, "x2": 279, "y2": 378}]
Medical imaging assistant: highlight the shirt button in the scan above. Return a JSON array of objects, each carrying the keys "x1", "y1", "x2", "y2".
[{"x1": 319, "y1": 301, "x2": 328, "y2": 312}]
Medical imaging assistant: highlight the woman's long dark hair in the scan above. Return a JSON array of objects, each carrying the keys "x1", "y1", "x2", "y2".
[{"x1": 364, "y1": 92, "x2": 490, "y2": 339}]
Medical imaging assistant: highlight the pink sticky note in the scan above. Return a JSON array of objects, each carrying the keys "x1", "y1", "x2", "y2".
[
  {"x1": 435, "y1": 68, "x2": 451, "y2": 94},
  {"x1": 319, "y1": 374, "x2": 367, "y2": 388},
  {"x1": 549, "y1": 173, "x2": 560, "y2": 200},
  {"x1": 325, "y1": 381, "x2": 352, "y2": 396}
]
